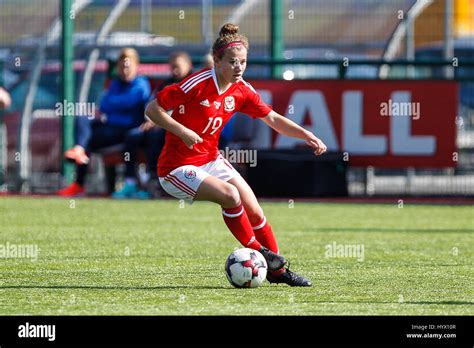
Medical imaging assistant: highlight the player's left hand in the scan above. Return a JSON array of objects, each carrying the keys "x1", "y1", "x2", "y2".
[{"x1": 305, "y1": 132, "x2": 327, "y2": 156}]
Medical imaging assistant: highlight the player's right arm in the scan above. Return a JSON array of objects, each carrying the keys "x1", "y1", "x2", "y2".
[{"x1": 145, "y1": 99, "x2": 203, "y2": 149}]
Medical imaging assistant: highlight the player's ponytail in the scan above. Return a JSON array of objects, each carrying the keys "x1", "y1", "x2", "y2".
[{"x1": 212, "y1": 23, "x2": 249, "y2": 60}]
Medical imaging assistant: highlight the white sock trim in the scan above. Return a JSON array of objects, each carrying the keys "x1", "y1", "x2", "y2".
[
  {"x1": 222, "y1": 207, "x2": 244, "y2": 218},
  {"x1": 252, "y1": 216, "x2": 267, "y2": 230}
]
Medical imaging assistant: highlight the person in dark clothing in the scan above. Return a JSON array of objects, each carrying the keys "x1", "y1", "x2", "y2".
[
  {"x1": 58, "y1": 48, "x2": 150, "y2": 197},
  {"x1": 112, "y1": 51, "x2": 193, "y2": 199}
]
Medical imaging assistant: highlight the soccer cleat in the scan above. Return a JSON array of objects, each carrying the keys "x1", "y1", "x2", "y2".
[
  {"x1": 266, "y1": 266, "x2": 312, "y2": 287},
  {"x1": 135, "y1": 190, "x2": 151, "y2": 200},
  {"x1": 112, "y1": 182, "x2": 150, "y2": 199},
  {"x1": 57, "y1": 182, "x2": 85, "y2": 197},
  {"x1": 64, "y1": 146, "x2": 89, "y2": 165},
  {"x1": 259, "y1": 246, "x2": 287, "y2": 271}
]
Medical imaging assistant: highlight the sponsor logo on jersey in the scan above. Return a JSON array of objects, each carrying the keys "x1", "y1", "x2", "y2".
[
  {"x1": 224, "y1": 96, "x2": 235, "y2": 112},
  {"x1": 213, "y1": 101, "x2": 221, "y2": 109},
  {"x1": 246, "y1": 236, "x2": 256, "y2": 246},
  {"x1": 184, "y1": 169, "x2": 197, "y2": 181},
  {"x1": 200, "y1": 99, "x2": 210, "y2": 107}
]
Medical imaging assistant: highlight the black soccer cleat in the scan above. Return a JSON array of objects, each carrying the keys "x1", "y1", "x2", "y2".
[
  {"x1": 266, "y1": 267, "x2": 313, "y2": 287},
  {"x1": 259, "y1": 246, "x2": 287, "y2": 271}
]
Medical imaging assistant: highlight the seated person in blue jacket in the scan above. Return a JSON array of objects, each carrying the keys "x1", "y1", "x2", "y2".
[
  {"x1": 112, "y1": 51, "x2": 194, "y2": 199},
  {"x1": 58, "y1": 48, "x2": 150, "y2": 196}
]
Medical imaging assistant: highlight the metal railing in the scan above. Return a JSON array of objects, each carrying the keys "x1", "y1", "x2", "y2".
[{"x1": 111, "y1": 56, "x2": 474, "y2": 80}]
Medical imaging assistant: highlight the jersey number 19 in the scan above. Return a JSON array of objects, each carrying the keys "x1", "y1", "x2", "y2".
[{"x1": 202, "y1": 117, "x2": 223, "y2": 135}]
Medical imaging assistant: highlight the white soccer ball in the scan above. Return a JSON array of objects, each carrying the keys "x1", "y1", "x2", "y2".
[{"x1": 225, "y1": 248, "x2": 268, "y2": 288}]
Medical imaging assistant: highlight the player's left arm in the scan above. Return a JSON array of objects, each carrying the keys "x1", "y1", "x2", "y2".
[{"x1": 262, "y1": 110, "x2": 327, "y2": 156}]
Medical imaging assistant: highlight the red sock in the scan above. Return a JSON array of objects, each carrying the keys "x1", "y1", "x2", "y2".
[
  {"x1": 222, "y1": 203, "x2": 262, "y2": 250},
  {"x1": 252, "y1": 216, "x2": 279, "y2": 254}
]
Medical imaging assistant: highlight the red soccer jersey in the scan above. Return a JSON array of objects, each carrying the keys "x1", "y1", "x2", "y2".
[{"x1": 155, "y1": 68, "x2": 272, "y2": 177}]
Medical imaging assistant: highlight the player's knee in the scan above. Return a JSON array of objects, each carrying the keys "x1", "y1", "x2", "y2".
[{"x1": 222, "y1": 184, "x2": 240, "y2": 207}]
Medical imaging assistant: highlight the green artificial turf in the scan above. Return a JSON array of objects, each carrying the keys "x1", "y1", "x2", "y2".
[{"x1": 0, "y1": 196, "x2": 472, "y2": 315}]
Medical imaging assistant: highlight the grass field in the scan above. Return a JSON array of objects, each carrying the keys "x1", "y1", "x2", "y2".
[{"x1": 0, "y1": 196, "x2": 472, "y2": 315}]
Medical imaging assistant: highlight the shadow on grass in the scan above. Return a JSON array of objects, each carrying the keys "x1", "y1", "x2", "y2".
[
  {"x1": 303, "y1": 300, "x2": 473, "y2": 306},
  {"x1": 400, "y1": 301, "x2": 473, "y2": 305},
  {"x1": 0, "y1": 285, "x2": 231, "y2": 290},
  {"x1": 317, "y1": 227, "x2": 474, "y2": 233},
  {"x1": 2, "y1": 286, "x2": 472, "y2": 305}
]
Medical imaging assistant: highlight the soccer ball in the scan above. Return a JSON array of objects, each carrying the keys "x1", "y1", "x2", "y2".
[{"x1": 225, "y1": 248, "x2": 268, "y2": 288}]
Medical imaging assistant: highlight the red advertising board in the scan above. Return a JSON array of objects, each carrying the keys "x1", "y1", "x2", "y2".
[{"x1": 249, "y1": 80, "x2": 458, "y2": 168}]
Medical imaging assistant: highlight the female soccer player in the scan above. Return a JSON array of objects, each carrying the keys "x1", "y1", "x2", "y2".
[{"x1": 145, "y1": 23, "x2": 327, "y2": 287}]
